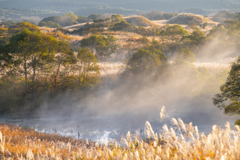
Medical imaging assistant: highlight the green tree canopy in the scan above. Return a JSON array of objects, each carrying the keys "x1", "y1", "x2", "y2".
[
  {"x1": 39, "y1": 21, "x2": 60, "y2": 28},
  {"x1": 188, "y1": 27, "x2": 205, "y2": 42},
  {"x1": 213, "y1": 56, "x2": 240, "y2": 125},
  {"x1": 126, "y1": 48, "x2": 167, "y2": 75},
  {"x1": 160, "y1": 24, "x2": 189, "y2": 37},
  {"x1": 77, "y1": 16, "x2": 91, "y2": 23},
  {"x1": 110, "y1": 20, "x2": 136, "y2": 32},
  {"x1": 76, "y1": 47, "x2": 99, "y2": 86},
  {"x1": 8, "y1": 22, "x2": 39, "y2": 34},
  {"x1": 81, "y1": 34, "x2": 118, "y2": 60},
  {"x1": 39, "y1": 12, "x2": 79, "y2": 27},
  {"x1": 110, "y1": 14, "x2": 124, "y2": 23},
  {"x1": 7, "y1": 28, "x2": 58, "y2": 107},
  {"x1": 88, "y1": 14, "x2": 100, "y2": 21},
  {"x1": 50, "y1": 40, "x2": 76, "y2": 89},
  {"x1": 175, "y1": 48, "x2": 195, "y2": 63}
]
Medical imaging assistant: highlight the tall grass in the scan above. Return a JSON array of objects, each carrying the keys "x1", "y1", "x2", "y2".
[{"x1": 0, "y1": 112, "x2": 240, "y2": 159}]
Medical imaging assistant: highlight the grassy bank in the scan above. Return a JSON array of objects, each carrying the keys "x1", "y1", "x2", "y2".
[{"x1": 0, "y1": 117, "x2": 240, "y2": 159}]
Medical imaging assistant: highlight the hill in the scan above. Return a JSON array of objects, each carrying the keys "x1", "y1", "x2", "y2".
[
  {"x1": 124, "y1": 15, "x2": 157, "y2": 27},
  {"x1": 166, "y1": 13, "x2": 218, "y2": 26},
  {"x1": 38, "y1": 12, "x2": 92, "y2": 28}
]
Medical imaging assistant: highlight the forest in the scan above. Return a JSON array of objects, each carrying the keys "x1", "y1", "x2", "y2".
[{"x1": 0, "y1": 13, "x2": 240, "y2": 118}]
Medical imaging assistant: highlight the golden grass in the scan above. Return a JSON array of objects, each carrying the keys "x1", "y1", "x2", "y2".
[
  {"x1": 0, "y1": 124, "x2": 96, "y2": 159},
  {"x1": 98, "y1": 62, "x2": 126, "y2": 77},
  {"x1": 1, "y1": 113, "x2": 240, "y2": 160},
  {"x1": 38, "y1": 27, "x2": 55, "y2": 33}
]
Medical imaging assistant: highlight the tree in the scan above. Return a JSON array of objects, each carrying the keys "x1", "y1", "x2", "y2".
[
  {"x1": 77, "y1": 16, "x2": 91, "y2": 23},
  {"x1": 213, "y1": 56, "x2": 240, "y2": 125},
  {"x1": 88, "y1": 14, "x2": 99, "y2": 21},
  {"x1": 182, "y1": 27, "x2": 205, "y2": 50},
  {"x1": 175, "y1": 48, "x2": 195, "y2": 63},
  {"x1": 38, "y1": 21, "x2": 60, "y2": 28},
  {"x1": 77, "y1": 47, "x2": 99, "y2": 86},
  {"x1": 8, "y1": 29, "x2": 33, "y2": 92},
  {"x1": 95, "y1": 34, "x2": 118, "y2": 59},
  {"x1": 0, "y1": 44, "x2": 13, "y2": 75},
  {"x1": 8, "y1": 22, "x2": 39, "y2": 34},
  {"x1": 188, "y1": 27, "x2": 205, "y2": 43},
  {"x1": 0, "y1": 27, "x2": 8, "y2": 36},
  {"x1": 81, "y1": 34, "x2": 118, "y2": 60},
  {"x1": 8, "y1": 29, "x2": 58, "y2": 107},
  {"x1": 110, "y1": 20, "x2": 136, "y2": 32},
  {"x1": 81, "y1": 35, "x2": 98, "y2": 53},
  {"x1": 160, "y1": 24, "x2": 189, "y2": 37},
  {"x1": 160, "y1": 24, "x2": 189, "y2": 41},
  {"x1": 0, "y1": 27, "x2": 9, "y2": 45},
  {"x1": 108, "y1": 14, "x2": 124, "y2": 27},
  {"x1": 126, "y1": 48, "x2": 166, "y2": 76},
  {"x1": 39, "y1": 12, "x2": 78, "y2": 27},
  {"x1": 52, "y1": 40, "x2": 76, "y2": 89}
]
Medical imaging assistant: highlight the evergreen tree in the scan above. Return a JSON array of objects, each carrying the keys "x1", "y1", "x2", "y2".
[{"x1": 213, "y1": 56, "x2": 240, "y2": 125}]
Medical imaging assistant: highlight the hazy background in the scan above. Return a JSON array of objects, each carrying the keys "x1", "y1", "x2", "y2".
[{"x1": 1, "y1": 0, "x2": 240, "y2": 22}]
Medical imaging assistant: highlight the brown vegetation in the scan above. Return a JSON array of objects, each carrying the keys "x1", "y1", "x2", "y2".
[{"x1": 1, "y1": 116, "x2": 240, "y2": 159}]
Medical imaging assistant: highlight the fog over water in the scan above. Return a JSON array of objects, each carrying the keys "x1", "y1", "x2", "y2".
[{"x1": 0, "y1": 57, "x2": 238, "y2": 142}]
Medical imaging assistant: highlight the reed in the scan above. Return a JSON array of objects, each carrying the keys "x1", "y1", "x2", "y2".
[{"x1": 0, "y1": 114, "x2": 240, "y2": 159}]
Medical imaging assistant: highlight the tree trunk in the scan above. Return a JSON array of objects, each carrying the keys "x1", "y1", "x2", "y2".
[
  {"x1": 78, "y1": 69, "x2": 81, "y2": 86},
  {"x1": 32, "y1": 56, "x2": 36, "y2": 108},
  {"x1": 54, "y1": 62, "x2": 61, "y2": 89},
  {"x1": 24, "y1": 58, "x2": 28, "y2": 93}
]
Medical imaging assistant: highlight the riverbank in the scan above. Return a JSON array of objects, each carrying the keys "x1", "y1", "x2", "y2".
[
  {"x1": 0, "y1": 124, "x2": 98, "y2": 159},
  {"x1": 1, "y1": 119, "x2": 240, "y2": 160}
]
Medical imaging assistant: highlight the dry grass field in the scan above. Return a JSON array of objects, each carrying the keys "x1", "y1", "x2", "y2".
[{"x1": 1, "y1": 111, "x2": 240, "y2": 160}]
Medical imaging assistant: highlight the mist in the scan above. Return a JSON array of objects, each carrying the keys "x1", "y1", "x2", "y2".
[{"x1": 29, "y1": 52, "x2": 237, "y2": 141}]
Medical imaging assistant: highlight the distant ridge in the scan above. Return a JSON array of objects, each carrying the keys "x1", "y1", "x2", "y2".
[
  {"x1": 166, "y1": 13, "x2": 218, "y2": 26},
  {"x1": 75, "y1": 7, "x2": 139, "y2": 17}
]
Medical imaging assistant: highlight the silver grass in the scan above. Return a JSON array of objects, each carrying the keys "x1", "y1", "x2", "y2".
[
  {"x1": 95, "y1": 142, "x2": 99, "y2": 148},
  {"x1": 225, "y1": 122, "x2": 231, "y2": 131},
  {"x1": 178, "y1": 118, "x2": 187, "y2": 133},
  {"x1": 26, "y1": 149, "x2": 34, "y2": 160},
  {"x1": 170, "y1": 127, "x2": 177, "y2": 140},
  {"x1": 144, "y1": 121, "x2": 155, "y2": 139},
  {"x1": 134, "y1": 151, "x2": 140, "y2": 160},
  {"x1": 155, "y1": 155, "x2": 161, "y2": 160},
  {"x1": 189, "y1": 132, "x2": 195, "y2": 141},
  {"x1": 120, "y1": 137, "x2": 128, "y2": 147},
  {"x1": 0, "y1": 132, "x2": 2, "y2": 143},
  {"x1": 157, "y1": 146, "x2": 161, "y2": 154},
  {"x1": 126, "y1": 131, "x2": 131, "y2": 141},
  {"x1": 195, "y1": 126, "x2": 199, "y2": 139},
  {"x1": 160, "y1": 106, "x2": 166, "y2": 122},
  {"x1": 162, "y1": 124, "x2": 169, "y2": 132},
  {"x1": 235, "y1": 125, "x2": 240, "y2": 132},
  {"x1": 153, "y1": 141, "x2": 157, "y2": 147},
  {"x1": 171, "y1": 118, "x2": 182, "y2": 135}
]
